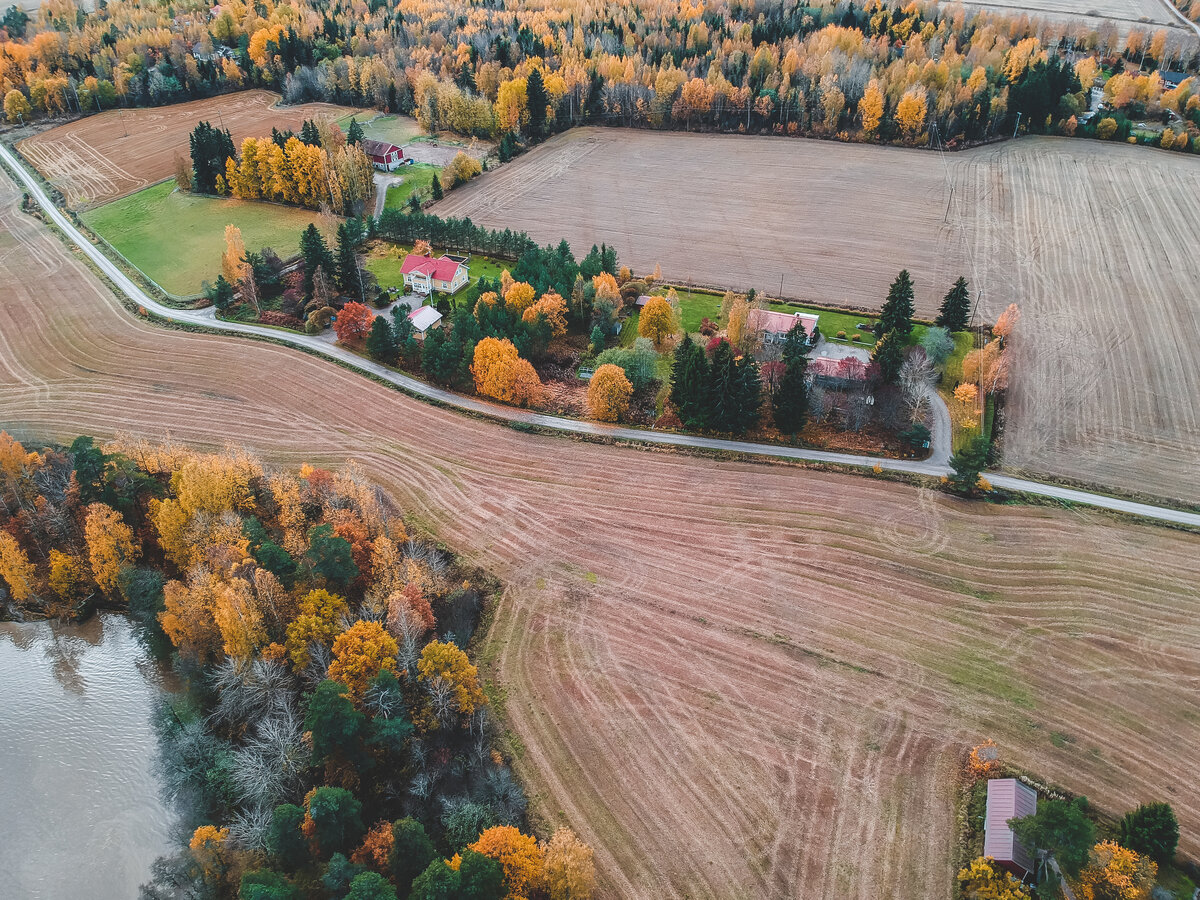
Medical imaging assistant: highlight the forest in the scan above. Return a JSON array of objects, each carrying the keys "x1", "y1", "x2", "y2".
[
  {"x1": 2, "y1": 0, "x2": 1198, "y2": 152},
  {"x1": 0, "y1": 432, "x2": 594, "y2": 900}
]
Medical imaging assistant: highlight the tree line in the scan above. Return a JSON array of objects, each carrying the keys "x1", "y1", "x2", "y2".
[{"x1": 0, "y1": 433, "x2": 597, "y2": 900}]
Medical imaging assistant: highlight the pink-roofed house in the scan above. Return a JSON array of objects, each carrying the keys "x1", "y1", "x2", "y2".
[
  {"x1": 400, "y1": 253, "x2": 468, "y2": 296},
  {"x1": 747, "y1": 308, "x2": 820, "y2": 348},
  {"x1": 984, "y1": 778, "x2": 1039, "y2": 879}
]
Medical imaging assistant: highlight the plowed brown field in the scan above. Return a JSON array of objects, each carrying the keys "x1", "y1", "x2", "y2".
[
  {"x1": 16, "y1": 90, "x2": 359, "y2": 207},
  {"x1": 2, "y1": 167, "x2": 1199, "y2": 898},
  {"x1": 436, "y1": 130, "x2": 1200, "y2": 505}
]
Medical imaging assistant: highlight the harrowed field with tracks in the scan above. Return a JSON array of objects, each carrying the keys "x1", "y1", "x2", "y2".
[{"x1": 436, "y1": 128, "x2": 1200, "y2": 505}]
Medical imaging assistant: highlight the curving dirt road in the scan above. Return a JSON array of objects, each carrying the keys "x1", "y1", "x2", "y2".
[
  {"x1": 3, "y1": 144, "x2": 1197, "y2": 529},
  {"x1": 2, "y1": 152, "x2": 1200, "y2": 899}
]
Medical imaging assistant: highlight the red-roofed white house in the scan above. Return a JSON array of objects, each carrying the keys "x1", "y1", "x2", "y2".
[
  {"x1": 400, "y1": 254, "x2": 468, "y2": 296},
  {"x1": 362, "y1": 139, "x2": 404, "y2": 171},
  {"x1": 748, "y1": 308, "x2": 820, "y2": 348},
  {"x1": 984, "y1": 778, "x2": 1038, "y2": 878}
]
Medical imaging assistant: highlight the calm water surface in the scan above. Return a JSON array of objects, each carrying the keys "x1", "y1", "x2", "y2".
[{"x1": 0, "y1": 614, "x2": 176, "y2": 900}]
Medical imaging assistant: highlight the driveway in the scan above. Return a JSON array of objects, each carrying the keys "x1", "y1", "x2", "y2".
[{"x1": 372, "y1": 171, "x2": 403, "y2": 217}]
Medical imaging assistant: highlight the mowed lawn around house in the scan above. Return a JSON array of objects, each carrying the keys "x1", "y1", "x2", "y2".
[
  {"x1": 81, "y1": 180, "x2": 327, "y2": 296},
  {"x1": 365, "y1": 243, "x2": 512, "y2": 297},
  {"x1": 383, "y1": 164, "x2": 443, "y2": 211},
  {"x1": 659, "y1": 285, "x2": 879, "y2": 344}
]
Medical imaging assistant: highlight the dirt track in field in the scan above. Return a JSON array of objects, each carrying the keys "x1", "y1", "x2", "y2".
[
  {"x1": 436, "y1": 130, "x2": 1200, "y2": 505},
  {"x1": 16, "y1": 90, "x2": 359, "y2": 208},
  {"x1": 2, "y1": 167, "x2": 1199, "y2": 899}
]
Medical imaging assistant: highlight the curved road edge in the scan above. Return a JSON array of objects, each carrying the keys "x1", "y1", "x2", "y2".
[{"x1": 3, "y1": 143, "x2": 1198, "y2": 530}]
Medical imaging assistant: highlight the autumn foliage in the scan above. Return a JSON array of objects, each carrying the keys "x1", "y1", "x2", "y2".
[
  {"x1": 1077, "y1": 842, "x2": 1157, "y2": 900},
  {"x1": 471, "y1": 337, "x2": 544, "y2": 407},
  {"x1": 335, "y1": 301, "x2": 375, "y2": 346},
  {"x1": 328, "y1": 619, "x2": 400, "y2": 701},
  {"x1": 469, "y1": 826, "x2": 546, "y2": 900},
  {"x1": 637, "y1": 295, "x2": 675, "y2": 349},
  {"x1": 586, "y1": 364, "x2": 633, "y2": 423}
]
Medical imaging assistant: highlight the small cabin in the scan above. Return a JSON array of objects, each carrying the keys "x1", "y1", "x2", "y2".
[
  {"x1": 407, "y1": 305, "x2": 443, "y2": 341},
  {"x1": 984, "y1": 778, "x2": 1038, "y2": 878}
]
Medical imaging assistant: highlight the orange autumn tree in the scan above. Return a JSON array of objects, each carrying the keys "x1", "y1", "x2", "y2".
[
  {"x1": 335, "y1": 301, "x2": 375, "y2": 346},
  {"x1": 503, "y1": 281, "x2": 537, "y2": 314},
  {"x1": 469, "y1": 826, "x2": 546, "y2": 900},
  {"x1": 958, "y1": 856, "x2": 1029, "y2": 899},
  {"x1": 84, "y1": 502, "x2": 139, "y2": 595},
  {"x1": 160, "y1": 569, "x2": 225, "y2": 663},
  {"x1": 992, "y1": 303, "x2": 1021, "y2": 344},
  {"x1": 471, "y1": 337, "x2": 544, "y2": 407},
  {"x1": 523, "y1": 292, "x2": 568, "y2": 338},
  {"x1": 351, "y1": 821, "x2": 395, "y2": 873},
  {"x1": 966, "y1": 740, "x2": 1002, "y2": 780},
  {"x1": 1077, "y1": 842, "x2": 1156, "y2": 900},
  {"x1": 586, "y1": 364, "x2": 633, "y2": 423},
  {"x1": 285, "y1": 588, "x2": 350, "y2": 669},
  {"x1": 543, "y1": 827, "x2": 596, "y2": 900},
  {"x1": 328, "y1": 619, "x2": 399, "y2": 702},
  {"x1": 963, "y1": 342, "x2": 1009, "y2": 394},
  {"x1": 418, "y1": 639, "x2": 486, "y2": 716},
  {"x1": 0, "y1": 532, "x2": 37, "y2": 603},
  {"x1": 637, "y1": 295, "x2": 675, "y2": 349}
]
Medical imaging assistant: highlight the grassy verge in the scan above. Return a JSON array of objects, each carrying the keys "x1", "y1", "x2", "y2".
[
  {"x1": 383, "y1": 163, "x2": 443, "y2": 210},
  {"x1": 80, "y1": 181, "x2": 327, "y2": 296},
  {"x1": 336, "y1": 112, "x2": 424, "y2": 146}
]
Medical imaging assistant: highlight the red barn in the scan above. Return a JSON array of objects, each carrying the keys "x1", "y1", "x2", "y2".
[{"x1": 362, "y1": 139, "x2": 403, "y2": 171}]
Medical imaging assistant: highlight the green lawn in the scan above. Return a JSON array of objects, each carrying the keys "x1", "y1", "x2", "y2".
[
  {"x1": 656, "y1": 285, "x2": 878, "y2": 344},
  {"x1": 383, "y1": 163, "x2": 443, "y2": 211},
  {"x1": 366, "y1": 243, "x2": 512, "y2": 295},
  {"x1": 82, "y1": 181, "x2": 326, "y2": 296},
  {"x1": 338, "y1": 113, "x2": 424, "y2": 147}
]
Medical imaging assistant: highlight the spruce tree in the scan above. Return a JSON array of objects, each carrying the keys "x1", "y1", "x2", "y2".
[
  {"x1": 526, "y1": 68, "x2": 549, "y2": 140},
  {"x1": 300, "y1": 119, "x2": 322, "y2": 146},
  {"x1": 365, "y1": 316, "x2": 398, "y2": 364},
  {"x1": 936, "y1": 276, "x2": 971, "y2": 331},
  {"x1": 732, "y1": 354, "x2": 763, "y2": 434},
  {"x1": 346, "y1": 118, "x2": 365, "y2": 145},
  {"x1": 207, "y1": 274, "x2": 235, "y2": 312},
  {"x1": 335, "y1": 223, "x2": 359, "y2": 296},
  {"x1": 947, "y1": 434, "x2": 990, "y2": 496},
  {"x1": 872, "y1": 330, "x2": 905, "y2": 383},
  {"x1": 300, "y1": 224, "x2": 335, "y2": 297},
  {"x1": 188, "y1": 121, "x2": 235, "y2": 193},
  {"x1": 878, "y1": 269, "x2": 915, "y2": 337},
  {"x1": 773, "y1": 322, "x2": 810, "y2": 435},
  {"x1": 431, "y1": 173, "x2": 443, "y2": 201},
  {"x1": 669, "y1": 334, "x2": 708, "y2": 428},
  {"x1": 705, "y1": 341, "x2": 740, "y2": 432},
  {"x1": 422, "y1": 327, "x2": 461, "y2": 384}
]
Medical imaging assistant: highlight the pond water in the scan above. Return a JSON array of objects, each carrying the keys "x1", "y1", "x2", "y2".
[{"x1": 0, "y1": 614, "x2": 176, "y2": 900}]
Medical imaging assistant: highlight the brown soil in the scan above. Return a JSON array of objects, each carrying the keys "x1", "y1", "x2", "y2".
[
  {"x1": 435, "y1": 130, "x2": 1200, "y2": 505},
  {"x1": 16, "y1": 90, "x2": 360, "y2": 208},
  {"x1": 3, "y1": 167, "x2": 1200, "y2": 900}
]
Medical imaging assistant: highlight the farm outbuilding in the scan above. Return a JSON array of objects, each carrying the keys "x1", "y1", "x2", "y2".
[
  {"x1": 407, "y1": 305, "x2": 443, "y2": 340},
  {"x1": 984, "y1": 778, "x2": 1038, "y2": 878},
  {"x1": 363, "y1": 139, "x2": 404, "y2": 171}
]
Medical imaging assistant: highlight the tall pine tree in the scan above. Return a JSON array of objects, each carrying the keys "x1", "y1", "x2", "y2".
[
  {"x1": 526, "y1": 68, "x2": 549, "y2": 140},
  {"x1": 346, "y1": 118, "x2": 365, "y2": 145},
  {"x1": 773, "y1": 322, "x2": 810, "y2": 435},
  {"x1": 669, "y1": 334, "x2": 708, "y2": 428},
  {"x1": 705, "y1": 342, "x2": 761, "y2": 434},
  {"x1": 936, "y1": 276, "x2": 971, "y2": 331},
  {"x1": 300, "y1": 224, "x2": 335, "y2": 297},
  {"x1": 188, "y1": 121, "x2": 235, "y2": 194},
  {"x1": 872, "y1": 330, "x2": 905, "y2": 383},
  {"x1": 299, "y1": 119, "x2": 322, "y2": 146},
  {"x1": 431, "y1": 173, "x2": 443, "y2": 201},
  {"x1": 879, "y1": 269, "x2": 915, "y2": 337},
  {"x1": 365, "y1": 316, "x2": 398, "y2": 364},
  {"x1": 335, "y1": 223, "x2": 359, "y2": 296}
]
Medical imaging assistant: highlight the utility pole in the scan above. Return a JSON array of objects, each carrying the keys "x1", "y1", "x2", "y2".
[{"x1": 1012, "y1": 111, "x2": 1022, "y2": 139}]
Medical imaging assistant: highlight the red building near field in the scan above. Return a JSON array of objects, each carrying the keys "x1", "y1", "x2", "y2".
[{"x1": 362, "y1": 139, "x2": 404, "y2": 171}]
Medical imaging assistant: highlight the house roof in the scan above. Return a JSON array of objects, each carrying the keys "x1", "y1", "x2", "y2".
[
  {"x1": 748, "y1": 307, "x2": 819, "y2": 338},
  {"x1": 1160, "y1": 70, "x2": 1187, "y2": 87},
  {"x1": 984, "y1": 779, "x2": 1038, "y2": 874},
  {"x1": 635, "y1": 295, "x2": 654, "y2": 306},
  {"x1": 400, "y1": 253, "x2": 463, "y2": 282},
  {"x1": 808, "y1": 356, "x2": 869, "y2": 380},
  {"x1": 361, "y1": 139, "x2": 402, "y2": 159},
  {"x1": 407, "y1": 305, "x2": 443, "y2": 332}
]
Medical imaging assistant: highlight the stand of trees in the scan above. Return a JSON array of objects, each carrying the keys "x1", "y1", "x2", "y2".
[{"x1": 0, "y1": 433, "x2": 597, "y2": 900}]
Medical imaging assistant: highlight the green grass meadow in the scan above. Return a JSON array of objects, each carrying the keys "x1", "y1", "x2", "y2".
[
  {"x1": 337, "y1": 113, "x2": 424, "y2": 147},
  {"x1": 82, "y1": 181, "x2": 326, "y2": 296},
  {"x1": 659, "y1": 285, "x2": 878, "y2": 344},
  {"x1": 383, "y1": 163, "x2": 444, "y2": 211}
]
